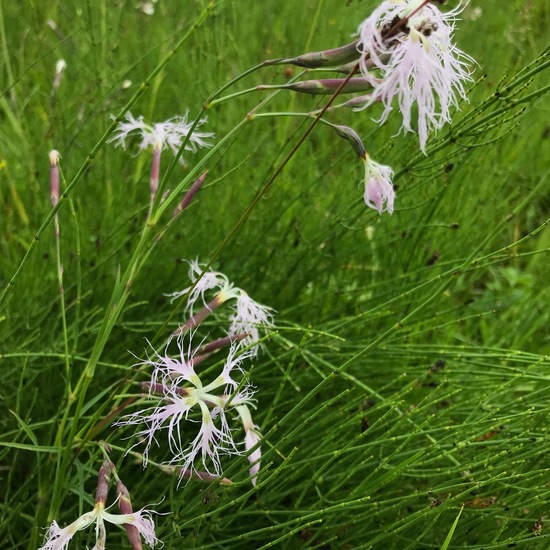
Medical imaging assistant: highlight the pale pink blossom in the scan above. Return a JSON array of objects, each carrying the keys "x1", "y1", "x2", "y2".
[
  {"x1": 357, "y1": 0, "x2": 473, "y2": 150},
  {"x1": 167, "y1": 259, "x2": 234, "y2": 315},
  {"x1": 363, "y1": 155, "x2": 395, "y2": 214},
  {"x1": 39, "y1": 503, "x2": 159, "y2": 550},
  {"x1": 138, "y1": 334, "x2": 200, "y2": 389},
  {"x1": 228, "y1": 291, "x2": 274, "y2": 351}
]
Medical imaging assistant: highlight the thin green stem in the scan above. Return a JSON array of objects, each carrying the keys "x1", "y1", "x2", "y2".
[
  {"x1": 44, "y1": 5, "x2": 215, "y2": 519},
  {"x1": 53, "y1": 214, "x2": 71, "y2": 392}
]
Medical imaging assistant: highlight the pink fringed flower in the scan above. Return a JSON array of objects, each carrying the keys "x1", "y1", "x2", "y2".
[
  {"x1": 357, "y1": 0, "x2": 473, "y2": 151},
  {"x1": 363, "y1": 155, "x2": 395, "y2": 214}
]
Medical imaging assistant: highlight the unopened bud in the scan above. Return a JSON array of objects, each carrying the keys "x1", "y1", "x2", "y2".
[
  {"x1": 117, "y1": 480, "x2": 133, "y2": 514},
  {"x1": 236, "y1": 405, "x2": 261, "y2": 487},
  {"x1": 277, "y1": 78, "x2": 373, "y2": 96},
  {"x1": 333, "y1": 126, "x2": 366, "y2": 159},
  {"x1": 49, "y1": 150, "x2": 60, "y2": 207},
  {"x1": 55, "y1": 59, "x2": 67, "y2": 75},
  {"x1": 270, "y1": 40, "x2": 359, "y2": 69},
  {"x1": 117, "y1": 480, "x2": 142, "y2": 550},
  {"x1": 53, "y1": 59, "x2": 67, "y2": 90},
  {"x1": 172, "y1": 170, "x2": 208, "y2": 217},
  {"x1": 94, "y1": 459, "x2": 114, "y2": 506},
  {"x1": 140, "y1": 1, "x2": 156, "y2": 15}
]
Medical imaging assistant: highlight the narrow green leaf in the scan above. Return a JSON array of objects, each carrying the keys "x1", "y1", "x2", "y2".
[{"x1": 440, "y1": 505, "x2": 464, "y2": 550}]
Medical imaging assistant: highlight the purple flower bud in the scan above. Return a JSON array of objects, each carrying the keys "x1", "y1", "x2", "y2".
[{"x1": 49, "y1": 150, "x2": 60, "y2": 207}]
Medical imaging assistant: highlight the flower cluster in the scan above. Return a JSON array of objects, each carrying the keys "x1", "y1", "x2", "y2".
[
  {"x1": 271, "y1": 0, "x2": 474, "y2": 214},
  {"x1": 117, "y1": 336, "x2": 259, "y2": 480},
  {"x1": 167, "y1": 259, "x2": 275, "y2": 355},
  {"x1": 40, "y1": 506, "x2": 158, "y2": 550},
  {"x1": 109, "y1": 112, "x2": 214, "y2": 205},
  {"x1": 116, "y1": 262, "x2": 271, "y2": 485}
]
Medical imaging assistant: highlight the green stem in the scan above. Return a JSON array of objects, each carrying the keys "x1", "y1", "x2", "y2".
[
  {"x1": 155, "y1": 59, "x2": 277, "y2": 203},
  {"x1": 44, "y1": 5, "x2": 215, "y2": 520},
  {"x1": 0, "y1": 0, "x2": 18, "y2": 110},
  {"x1": 48, "y1": 221, "x2": 153, "y2": 520},
  {"x1": 53, "y1": 214, "x2": 72, "y2": 394},
  {"x1": 207, "y1": 85, "x2": 277, "y2": 107}
]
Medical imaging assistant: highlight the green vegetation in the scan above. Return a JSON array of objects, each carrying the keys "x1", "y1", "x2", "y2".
[{"x1": 1, "y1": 0, "x2": 549, "y2": 548}]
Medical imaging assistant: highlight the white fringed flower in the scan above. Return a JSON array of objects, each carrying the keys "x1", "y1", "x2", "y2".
[
  {"x1": 167, "y1": 260, "x2": 275, "y2": 354},
  {"x1": 116, "y1": 338, "x2": 256, "y2": 479},
  {"x1": 39, "y1": 503, "x2": 159, "y2": 550},
  {"x1": 357, "y1": 0, "x2": 473, "y2": 151},
  {"x1": 168, "y1": 259, "x2": 234, "y2": 315},
  {"x1": 228, "y1": 291, "x2": 274, "y2": 350},
  {"x1": 108, "y1": 112, "x2": 214, "y2": 161}
]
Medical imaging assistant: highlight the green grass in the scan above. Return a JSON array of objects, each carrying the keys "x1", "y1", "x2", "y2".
[{"x1": 1, "y1": 0, "x2": 549, "y2": 548}]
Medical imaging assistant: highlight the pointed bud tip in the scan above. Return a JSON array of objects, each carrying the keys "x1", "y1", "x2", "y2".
[
  {"x1": 49, "y1": 150, "x2": 60, "y2": 166},
  {"x1": 55, "y1": 59, "x2": 67, "y2": 74}
]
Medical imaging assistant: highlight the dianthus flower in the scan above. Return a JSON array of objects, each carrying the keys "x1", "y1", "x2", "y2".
[
  {"x1": 357, "y1": 0, "x2": 473, "y2": 151},
  {"x1": 167, "y1": 259, "x2": 275, "y2": 354},
  {"x1": 39, "y1": 506, "x2": 158, "y2": 550},
  {"x1": 39, "y1": 461, "x2": 159, "y2": 550},
  {"x1": 116, "y1": 337, "x2": 257, "y2": 479},
  {"x1": 108, "y1": 111, "x2": 214, "y2": 161}
]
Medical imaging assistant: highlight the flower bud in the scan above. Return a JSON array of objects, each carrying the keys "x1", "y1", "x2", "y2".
[
  {"x1": 117, "y1": 480, "x2": 143, "y2": 550},
  {"x1": 270, "y1": 40, "x2": 359, "y2": 68},
  {"x1": 277, "y1": 77, "x2": 373, "y2": 96},
  {"x1": 172, "y1": 170, "x2": 208, "y2": 217},
  {"x1": 94, "y1": 459, "x2": 114, "y2": 506},
  {"x1": 51, "y1": 59, "x2": 67, "y2": 95},
  {"x1": 333, "y1": 125, "x2": 366, "y2": 159},
  {"x1": 49, "y1": 150, "x2": 60, "y2": 207}
]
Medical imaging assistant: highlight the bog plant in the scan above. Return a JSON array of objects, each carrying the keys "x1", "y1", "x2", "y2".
[
  {"x1": 39, "y1": 3, "x2": 479, "y2": 545},
  {"x1": 1, "y1": 0, "x2": 549, "y2": 549}
]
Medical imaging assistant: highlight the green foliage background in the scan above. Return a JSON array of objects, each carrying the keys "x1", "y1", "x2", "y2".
[{"x1": 1, "y1": 0, "x2": 549, "y2": 548}]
